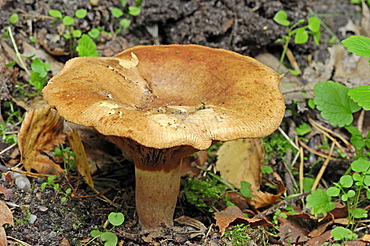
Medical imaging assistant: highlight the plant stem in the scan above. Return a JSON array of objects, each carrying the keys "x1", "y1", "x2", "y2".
[{"x1": 7, "y1": 26, "x2": 31, "y2": 75}]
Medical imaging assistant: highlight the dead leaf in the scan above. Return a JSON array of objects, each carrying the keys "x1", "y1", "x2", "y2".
[
  {"x1": 174, "y1": 216, "x2": 207, "y2": 238},
  {"x1": 216, "y1": 139, "x2": 263, "y2": 189},
  {"x1": 214, "y1": 206, "x2": 272, "y2": 236},
  {"x1": 18, "y1": 102, "x2": 65, "y2": 174},
  {"x1": 306, "y1": 230, "x2": 332, "y2": 246},
  {"x1": 0, "y1": 185, "x2": 14, "y2": 200},
  {"x1": 248, "y1": 173, "x2": 286, "y2": 209},
  {"x1": 67, "y1": 130, "x2": 94, "y2": 189},
  {"x1": 361, "y1": 234, "x2": 370, "y2": 242},
  {"x1": 278, "y1": 217, "x2": 310, "y2": 245},
  {"x1": 0, "y1": 200, "x2": 14, "y2": 246}
]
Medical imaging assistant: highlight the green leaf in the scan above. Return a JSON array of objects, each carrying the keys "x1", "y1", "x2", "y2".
[
  {"x1": 346, "y1": 125, "x2": 362, "y2": 136},
  {"x1": 313, "y1": 30, "x2": 321, "y2": 45},
  {"x1": 308, "y1": 17, "x2": 321, "y2": 33},
  {"x1": 120, "y1": 0, "x2": 127, "y2": 6},
  {"x1": 350, "y1": 135, "x2": 365, "y2": 149},
  {"x1": 120, "y1": 18, "x2": 131, "y2": 28},
  {"x1": 6, "y1": 61, "x2": 16, "y2": 67},
  {"x1": 364, "y1": 175, "x2": 370, "y2": 186},
  {"x1": 10, "y1": 13, "x2": 19, "y2": 24},
  {"x1": 331, "y1": 226, "x2": 358, "y2": 241},
  {"x1": 48, "y1": 9, "x2": 63, "y2": 19},
  {"x1": 351, "y1": 157, "x2": 370, "y2": 173},
  {"x1": 111, "y1": 7, "x2": 124, "y2": 18},
  {"x1": 101, "y1": 232, "x2": 118, "y2": 246},
  {"x1": 88, "y1": 28, "x2": 100, "y2": 38},
  {"x1": 348, "y1": 85, "x2": 370, "y2": 110},
  {"x1": 342, "y1": 36, "x2": 370, "y2": 57},
  {"x1": 240, "y1": 181, "x2": 253, "y2": 198},
  {"x1": 62, "y1": 15, "x2": 74, "y2": 26},
  {"x1": 306, "y1": 189, "x2": 335, "y2": 217},
  {"x1": 339, "y1": 175, "x2": 353, "y2": 188},
  {"x1": 76, "y1": 34, "x2": 98, "y2": 57},
  {"x1": 351, "y1": 208, "x2": 368, "y2": 219},
  {"x1": 313, "y1": 81, "x2": 361, "y2": 127},
  {"x1": 273, "y1": 10, "x2": 290, "y2": 26},
  {"x1": 90, "y1": 229, "x2": 101, "y2": 237},
  {"x1": 75, "y1": 9, "x2": 87, "y2": 18},
  {"x1": 303, "y1": 177, "x2": 315, "y2": 192},
  {"x1": 128, "y1": 6, "x2": 141, "y2": 16},
  {"x1": 326, "y1": 187, "x2": 340, "y2": 197},
  {"x1": 294, "y1": 27, "x2": 309, "y2": 44},
  {"x1": 72, "y1": 29, "x2": 82, "y2": 38},
  {"x1": 296, "y1": 123, "x2": 311, "y2": 136},
  {"x1": 108, "y1": 212, "x2": 125, "y2": 226}
]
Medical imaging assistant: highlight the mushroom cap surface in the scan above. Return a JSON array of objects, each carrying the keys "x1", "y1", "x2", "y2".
[{"x1": 42, "y1": 45, "x2": 285, "y2": 150}]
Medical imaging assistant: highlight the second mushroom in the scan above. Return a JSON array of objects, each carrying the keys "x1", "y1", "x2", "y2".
[{"x1": 42, "y1": 44, "x2": 285, "y2": 231}]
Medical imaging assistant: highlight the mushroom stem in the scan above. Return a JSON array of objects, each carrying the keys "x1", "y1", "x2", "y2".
[
  {"x1": 108, "y1": 136, "x2": 196, "y2": 231},
  {"x1": 135, "y1": 164, "x2": 181, "y2": 230}
]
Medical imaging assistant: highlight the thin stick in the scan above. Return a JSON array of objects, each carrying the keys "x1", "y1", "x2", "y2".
[
  {"x1": 286, "y1": 48, "x2": 302, "y2": 75},
  {"x1": 299, "y1": 147, "x2": 304, "y2": 194},
  {"x1": 278, "y1": 127, "x2": 299, "y2": 150},
  {"x1": 7, "y1": 236, "x2": 32, "y2": 246},
  {"x1": 0, "y1": 142, "x2": 17, "y2": 155},
  {"x1": 357, "y1": 109, "x2": 365, "y2": 133},
  {"x1": 298, "y1": 140, "x2": 336, "y2": 160},
  {"x1": 308, "y1": 118, "x2": 352, "y2": 152},
  {"x1": 312, "y1": 142, "x2": 335, "y2": 190}
]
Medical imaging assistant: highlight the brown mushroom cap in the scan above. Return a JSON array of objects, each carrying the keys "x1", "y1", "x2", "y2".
[{"x1": 42, "y1": 45, "x2": 285, "y2": 150}]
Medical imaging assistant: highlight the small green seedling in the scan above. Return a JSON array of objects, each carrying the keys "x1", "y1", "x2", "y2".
[
  {"x1": 223, "y1": 224, "x2": 251, "y2": 246},
  {"x1": 111, "y1": 0, "x2": 142, "y2": 33},
  {"x1": 40, "y1": 175, "x2": 72, "y2": 202},
  {"x1": 87, "y1": 212, "x2": 125, "y2": 246},
  {"x1": 52, "y1": 145, "x2": 77, "y2": 172},
  {"x1": 48, "y1": 8, "x2": 98, "y2": 57},
  {"x1": 273, "y1": 10, "x2": 321, "y2": 73}
]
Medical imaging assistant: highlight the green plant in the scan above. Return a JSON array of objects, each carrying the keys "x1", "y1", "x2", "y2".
[
  {"x1": 52, "y1": 144, "x2": 77, "y2": 172},
  {"x1": 40, "y1": 175, "x2": 72, "y2": 202},
  {"x1": 223, "y1": 224, "x2": 251, "y2": 246},
  {"x1": 0, "y1": 101, "x2": 24, "y2": 144},
  {"x1": 273, "y1": 10, "x2": 321, "y2": 73},
  {"x1": 86, "y1": 212, "x2": 125, "y2": 246},
  {"x1": 350, "y1": 0, "x2": 370, "y2": 5},
  {"x1": 110, "y1": 0, "x2": 142, "y2": 34},
  {"x1": 306, "y1": 35, "x2": 370, "y2": 243},
  {"x1": 48, "y1": 8, "x2": 98, "y2": 57}
]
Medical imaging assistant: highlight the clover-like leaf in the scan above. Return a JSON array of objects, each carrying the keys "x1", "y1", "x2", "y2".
[
  {"x1": 348, "y1": 85, "x2": 370, "y2": 110},
  {"x1": 342, "y1": 35, "x2": 370, "y2": 57},
  {"x1": 273, "y1": 10, "x2": 290, "y2": 26},
  {"x1": 294, "y1": 27, "x2": 309, "y2": 44},
  {"x1": 339, "y1": 175, "x2": 353, "y2": 188},
  {"x1": 108, "y1": 212, "x2": 125, "y2": 226},
  {"x1": 308, "y1": 17, "x2": 321, "y2": 33},
  {"x1": 351, "y1": 157, "x2": 370, "y2": 173},
  {"x1": 313, "y1": 81, "x2": 361, "y2": 126},
  {"x1": 326, "y1": 186, "x2": 340, "y2": 197}
]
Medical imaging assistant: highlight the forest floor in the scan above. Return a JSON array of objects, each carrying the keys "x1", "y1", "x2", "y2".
[{"x1": 1, "y1": 0, "x2": 370, "y2": 245}]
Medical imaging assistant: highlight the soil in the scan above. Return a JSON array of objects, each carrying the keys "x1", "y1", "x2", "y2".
[{"x1": 0, "y1": 0, "x2": 366, "y2": 245}]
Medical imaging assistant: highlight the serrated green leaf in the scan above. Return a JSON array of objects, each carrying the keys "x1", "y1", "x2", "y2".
[
  {"x1": 76, "y1": 34, "x2": 98, "y2": 57},
  {"x1": 75, "y1": 9, "x2": 87, "y2": 18},
  {"x1": 108, "y1": 212, "x2": 124, "y2": 226},
  {"x1": 351, "y1": 158, "x2": 370, "y2": 173},
  {"x1": 331, "y1": 226, "x2": 358, "y2": 241},
  {"x1": 308, "y1": 17, "x2": 321, "y2": 32},
  {"x1": 273, "y1": 10, "x2": 290, "y2": 26},
  {"x1": 62, "y1": 15, "x2": 74, "y2": 26},
  {"x1": 342, "y1": 36, "x2": 370, "y2": 57},
  {"x1": 306, "y1": 189, "x2": 335, "y2": 217},
  {"x1": 313, "y1": 81, "x2": 361, "y2": 126},
  {"x1": 10, "y1": 13, "x2": 19, "y2": 24},
  {"x1": 348, "y1": 85, "x2": 370, "y2": 110},
  {"x1": 294, "y1": 27, "x2": 309, "y2": 44},
  {"x1": 48, "y1": 9, "x2": 63, "y2": 19}
]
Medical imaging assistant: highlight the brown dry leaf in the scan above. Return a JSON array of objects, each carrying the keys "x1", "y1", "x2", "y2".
[
  {"x1": 0, "y1": 200, "x2": 14, "y2": 246},
  {"x1": 361, "y1": 234, "x2": 370, "y2": 242},
  {"x1": 214, "y1": 206, "x2": 272, "y2": 236},
  {"x1": 0, "y1": 185, "x2": 14, "y2": 200},
  {"x1": 249, "y1": 173, "x2": 286, "y2": 209},
  {"x1": 18, "y1": 102, "x2": 65, "y2": 174},
  {"x1": 216, "y1": 139, "x2": 263, "y2": 189},
  {"x1": 306, "y1": 230, "x2": 332, "y2": 246},
  {"x1": 279, "y1": 217, "x2": 310, "y2": 245},
  {"x1": 67, "y1": 130, "x2": 94, "y2": 189}
]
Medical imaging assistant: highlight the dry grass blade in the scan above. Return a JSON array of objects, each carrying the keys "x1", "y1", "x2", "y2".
[
  {"x1": 298, "y1": 140, "x2": 337, "y2": 160},
  {"x1": 311, "y1": 142, "x2": 335, "y2": 190}
]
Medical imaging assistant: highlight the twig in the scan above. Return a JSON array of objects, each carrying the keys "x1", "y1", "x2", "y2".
[
  {"x1": 298, "y1": 140, "x2": 336, "y2": 160},
  {"x1": 7, "y1": 26, "x2": 31, "y2": 75},
  {"x1": 278, "y1": 127, "x2": 299, "y2": 150},
  {"x1": 7, "y1": 236, "x2": 32, "y2": 246},
  {"x1": 308, "y1": 117, "x2": 352, "y2": 153},
  {"x1": 286, "y1": 47, "x2": 301, "y2": 74},
  {"x1": 0, "y1": 142, "x2": 17, "y2": 155},
  {"x1": 311, "y1": 142, "x2": 335, "y2": 190},
  {"x1": 299, "y1": 147, "x2": 304, "y2": 194},
  {"x1": 357, "y1": 109, "x2": 365, "y2": 134}
]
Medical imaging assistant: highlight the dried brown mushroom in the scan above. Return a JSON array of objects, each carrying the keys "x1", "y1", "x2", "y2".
[{"x1": 42, "y1": 44, "x2": 285, "y2": 231}]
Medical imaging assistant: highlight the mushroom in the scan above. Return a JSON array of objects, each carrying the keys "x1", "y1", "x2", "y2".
[{"x1": 42, "y1": 44, "x2": 285, "y2": 231}]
